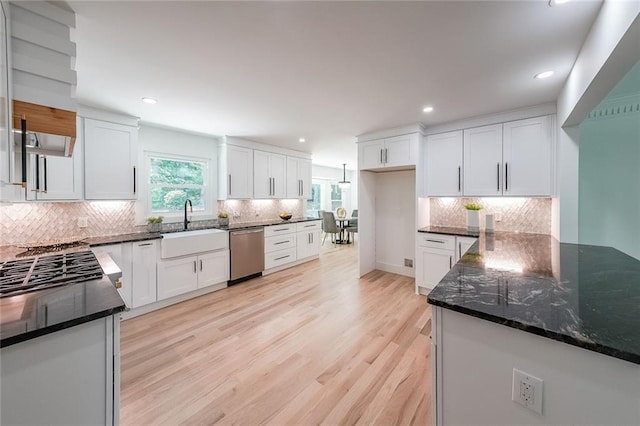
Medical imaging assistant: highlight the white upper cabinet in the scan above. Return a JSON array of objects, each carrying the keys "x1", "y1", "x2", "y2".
[
  {"x1": 219, "y1": 144, "x2": 253, "y2": 200},
  {"x1": 502, "y1": 115, "x2": 553, "y2": 196},
  {"x1": 462, "y1": 116, "x2": 554, "y2": 197},
  {"x1": 286, "y1": 156, "x2": 312, "y2": 199},
  {"x1": 426, "y1": 131, "x2": 463, "y2": 196},
  {"x1": 463, "y1": 124, "x2": 503, "y2": 196},
  {"x1": 254, "y1": 150, "x2": 286, "y2": 199},
  {"x1": 84, "y1": 118, "x2": 138, "y2": 200},
  {"x1": 359, "y1": 139, "x2": 385, "y2": 170},
  {"x1": 358, "y1": 133, "x2": 418, "y2": 171},
  {"x1": 28, "y1": 117, "x2": 83, "y2": 201}
]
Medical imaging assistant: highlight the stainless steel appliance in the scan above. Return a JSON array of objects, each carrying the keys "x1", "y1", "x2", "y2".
[{"x1": 229, "y1": 227, "x2": 264, "y2": 284}]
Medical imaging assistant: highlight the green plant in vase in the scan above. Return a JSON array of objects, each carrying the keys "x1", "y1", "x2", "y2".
[
  {"x1": 218, "y1": 211, "x2": 230, "y2": 227},
  {"x1": 464, "y1": 202, "x2": 482, "y2": 231},
  {"x1": 146, "y1": 216, "x2": 164, "y2": 233}
]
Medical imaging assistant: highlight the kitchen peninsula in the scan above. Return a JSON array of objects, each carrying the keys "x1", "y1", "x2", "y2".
[{"x1": 427, "y1": 230, "x2": 640, "y2": 425}]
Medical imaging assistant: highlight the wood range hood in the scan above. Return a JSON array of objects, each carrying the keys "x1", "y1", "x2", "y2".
[{"x1": 13, "y1": 100, "x2": 77, "y2": 157}]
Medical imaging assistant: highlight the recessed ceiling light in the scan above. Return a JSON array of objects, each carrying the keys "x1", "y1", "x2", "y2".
[
  {"x1": 142, "y1": 97, "x2": 157, "y2": 104},
  {"x1": 423, "y1": 106, "x2": 434, "y2": 113},
  {"x1": 548, "y1": 0, "x2": 570, "y2": 6},
  {"x1": 299, "y1": 138, "x2": 306, "y2": 143},
  {"x1": 534, "y1": 71, "x2": 554, "y2": 79}
]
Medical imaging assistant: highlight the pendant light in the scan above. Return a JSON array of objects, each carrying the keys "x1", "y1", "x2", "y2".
[{"x1": 338, "y1": 163, "x2": 351, "y2": 189}]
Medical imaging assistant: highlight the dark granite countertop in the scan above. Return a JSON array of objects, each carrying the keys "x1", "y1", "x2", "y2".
[
  {"x1": 86, "y1": 232, "x2": 163, "y2": 247},
  {"x1": 427, "y1": 232, "x2": 640, "y2": 365},
  {"x1": 418, "y1": 226, "x2": 480, "y2": 238},
  {"x1": 0, "y1": 275, "x2": 126, "y2": 348},
  {"x1": 222, "y1": 216, "x2": 321, "y2": 230}
]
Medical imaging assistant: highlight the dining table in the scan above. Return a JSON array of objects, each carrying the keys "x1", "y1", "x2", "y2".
[{"x1": 335, "y1": 216, "x2": 353, "y2": 244}]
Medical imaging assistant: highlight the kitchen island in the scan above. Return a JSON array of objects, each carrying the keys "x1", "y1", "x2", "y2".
[
  {"x1": 427, "y1": 232, "x2": 640, "y2": 425},
  {"x1": 0, "y1": 252, "x2": 126, "y2": 425}
]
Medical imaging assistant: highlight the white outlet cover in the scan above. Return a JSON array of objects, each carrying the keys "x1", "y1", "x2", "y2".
[{"x1": 512, "y1": 368, "x2": 543, "y2": 415}]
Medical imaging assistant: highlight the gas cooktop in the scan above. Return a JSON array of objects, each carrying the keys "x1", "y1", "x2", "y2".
[{"x1": 0, "y1": 251, "x2": 104, "y2": 298}]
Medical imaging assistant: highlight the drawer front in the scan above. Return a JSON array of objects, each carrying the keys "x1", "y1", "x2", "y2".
[
  {"x1": 264, "y1": 223, "x2": 296, "y2": 237},
  {"x1": 265, "y1": 247, "x2": 297, "y2": 270},
  {"x1": 417, "y1": 233, "x2": 455, "y2": 250},
  {"x1": 265, "y1": 233, "x2": 297, "y2": 253},
  {"x1": 296, "y1": 220, "x2": 321, "y2": 232}
]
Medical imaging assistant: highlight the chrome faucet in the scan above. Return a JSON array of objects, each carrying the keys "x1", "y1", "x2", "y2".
[{"x1": 184, "y1": 199, "x2": 192, "y2": 230}]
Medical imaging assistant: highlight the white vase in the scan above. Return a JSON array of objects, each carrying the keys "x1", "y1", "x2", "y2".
[{"x1": 466, "y1": 210, "x2": 480, "y2": 231}]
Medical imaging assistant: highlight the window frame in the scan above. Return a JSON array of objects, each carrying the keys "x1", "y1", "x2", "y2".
[{"x1": 144, "y1": 151, "x2": 214, "y2": 223}]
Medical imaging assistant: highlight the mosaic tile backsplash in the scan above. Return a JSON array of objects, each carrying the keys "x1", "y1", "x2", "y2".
[
  {"x1": 0, "y1": 201, "x2": 142, "y2": 245},
  {"x1": 429, "y1": 197, "x2": 551, "y2": 235},
  {"x1": 0, "y1": 199, "x2": 307, "y2": 245}
]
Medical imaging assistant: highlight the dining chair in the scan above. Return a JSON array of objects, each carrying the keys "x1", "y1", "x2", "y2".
[
  {"x1": 348, "y1": 209, "x2": 358, "y2": 227},
  {"x1": 321, "y1": 211, "x2": 340, "y2": 246}
]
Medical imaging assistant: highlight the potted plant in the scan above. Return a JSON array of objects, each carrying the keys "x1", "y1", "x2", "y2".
[
  {"x1": 146, "y1": 216, "x2": 163, "y2": 233},
  {"x1": 218, "y1": 211, "x2": 229, "y2": 227},
  {"x1": 464, "y1": 202, "x2": 482, "y2": 231}
]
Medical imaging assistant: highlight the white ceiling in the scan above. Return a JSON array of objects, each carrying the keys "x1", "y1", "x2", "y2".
[{"x1": 69, "y1": 0, "x2": 602, "y2": 169}]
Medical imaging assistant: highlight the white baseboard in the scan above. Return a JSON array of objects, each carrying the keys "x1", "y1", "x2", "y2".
[
  {"x1": 418, "y1": 286, "x2": 432, "y2": 296},
  {"x1": 121, "y1": 281, "x2": 227, "y2": 320},
  {"x1": 375, "y1": 261, "x2": 415, "y2": 278}
]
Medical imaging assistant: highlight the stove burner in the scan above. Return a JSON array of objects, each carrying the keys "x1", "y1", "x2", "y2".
[{"x1": 0, "y1": 251, "x2": 104, "y2": 298}]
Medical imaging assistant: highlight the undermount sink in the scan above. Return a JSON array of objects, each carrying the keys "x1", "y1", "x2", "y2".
[{"x1": 161, "y1": 228, "x2": 228, "y2": 258}]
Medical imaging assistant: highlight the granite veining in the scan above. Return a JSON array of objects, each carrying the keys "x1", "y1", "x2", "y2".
[{"x1": 427, "y1": 233, "x2": 640, "y2": 365}]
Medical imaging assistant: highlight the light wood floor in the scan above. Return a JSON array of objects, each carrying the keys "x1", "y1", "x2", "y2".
[{"x1": 120, "y1": 242, "x2": 432, "y2": 425}]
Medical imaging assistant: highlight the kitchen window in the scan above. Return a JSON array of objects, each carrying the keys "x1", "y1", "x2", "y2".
[{"x1": 147, "y1": 153, "x2": 212, "y2": 217}]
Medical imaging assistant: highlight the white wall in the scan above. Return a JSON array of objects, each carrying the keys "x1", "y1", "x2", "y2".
[
  {"x1": 374, "y1": 170, "x2": 415, "y2": 277},
  {"x1": 555, "y1": 2, "x2": 640, "y2": 243},
  {"x1": 311, "y1": 164, "x2": 357, "y2": 213},
  {"x1": 135, "y1": 124, "x2": 220, "y2": 224},
  {"x1": 579, "y1": 92, "x2": 640, "y2": 260},
  {"x1": 436, "y1": 308, "x2": 640, "y2": 425}
]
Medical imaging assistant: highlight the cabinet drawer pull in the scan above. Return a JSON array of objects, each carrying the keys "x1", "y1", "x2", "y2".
[
  {"x1": 273, "y1": 228, "x2": 290, "y2": 232},
  {"x1": 274, "y1": 240, "x2": 290, "y2": 245},
  {"x1": 304, "y1": 224, "x2": 315, "y2": 228},
  {"x1": 274, "y1": 255, "x2": 290, "y2": 261},
  {"x1": 425, "y1": 239, "x2": 445, "y2": 244},
  {"x1": 138, "y1": 243, "x2": 152, "y2": 246}
]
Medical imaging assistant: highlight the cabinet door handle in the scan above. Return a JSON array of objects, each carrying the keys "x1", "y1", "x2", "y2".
[
  {"x1": 133, "y1": 166, "x2": 136, "y2": 194},
  {"x1": 200, "y1": 260, "x2": 203, "y2": 272},
  {"x1": 426, "y1": 239, "x2": 445, "y2": 244},
  {"x1": 505, "y1": 162, "x2": 508, "y2": 191},
  {"x1": 228, "y1": 174, "x2": 232, "y2": 196},
  {"x1": 458, "y1": 166, "x2": 461, "y2": 192},
  {"x1": 380, "y1": 148, "x2": 383, "y2": 164},
  {"x1": 19, "y1": 117, "x2": 27, "y2": 188},
  {"x1": 385, "y1": 148, "x2": 388, "y2": 164},
  {"x1": 449, "y1": 256, "x2": 452, "y2": 269},
  {"x1": 193, "y1": 261, "x2": 197, "y2": 273},
  {"x1": 497, "y1": 163, "x2": 500, "y2": 192},
  {"x1": 43, "y1": 157, "x2": 47, "y2": 193},
  {"x1": 35, "y1": 153, "x2": 40, "y2": 192}
]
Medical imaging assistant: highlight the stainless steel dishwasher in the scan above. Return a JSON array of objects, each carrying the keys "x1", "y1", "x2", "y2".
[{"x1": 229, "y1": 227, "x2": 265, "y2": 284}]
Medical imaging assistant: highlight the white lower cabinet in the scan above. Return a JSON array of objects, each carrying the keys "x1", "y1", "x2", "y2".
[
  {"x1": 265, "y1": 247, "x2": 297, "y2": 270},
  {"x1": 131, "y1": 241, "x2": 158, "y2": 307},
  {"x1": 91, "y1": 240, "x2": 159, "y2": 309},
  {"x1": 157, "y1": 250, "x2": 229, "y2": 300},
  {"x1": 264, "y1": 223, "x2": 298, "y2": 270},
  {"x1": 197, "y1": 251, "x2": 230, "y2": 288},
  {"x1": 296, "y1": 220, "x2": 321, "y2": 260},
  {"x1": 416, "y1": 233, "x2": 477, "y2": 293}
]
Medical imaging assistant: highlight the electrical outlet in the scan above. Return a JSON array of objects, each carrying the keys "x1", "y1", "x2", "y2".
[
  {"x1": 78, "y1": 217, "x2": 88, "y2": 228},
  {"x1": 512, "y1": 368, "x2": 543, "y2": 415},
  {"x1": 404, "y1": 258, "x2": 413, "y2": 268},
  {"x1": 233, "y1": 210, "x2": 240, "y2": 218},
  {"x1": 495, "y1": 213, "x2": 502, "y2": 222}
]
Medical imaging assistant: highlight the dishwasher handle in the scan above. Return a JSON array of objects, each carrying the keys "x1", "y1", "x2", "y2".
[{"x1": 231, "y1": 228, "x2": 264, "y2": 236}]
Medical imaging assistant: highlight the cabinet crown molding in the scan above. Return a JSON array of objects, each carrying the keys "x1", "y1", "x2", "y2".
[
  {"x1": 356, "y1": 123, "x2": 425, "y2": 143},
  {"x1": 221, "y1": 136, "x2": 312, "y2": 160}
]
